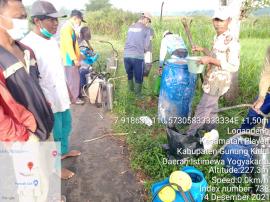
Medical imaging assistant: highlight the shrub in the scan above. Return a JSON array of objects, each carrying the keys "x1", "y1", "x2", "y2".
[{"x1": 85, "y1": 8, "x2": 139, "y2": 39}]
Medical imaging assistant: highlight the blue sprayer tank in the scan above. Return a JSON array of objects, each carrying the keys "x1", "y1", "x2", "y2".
[
  {"x1": 151, "y1": 166, "x2": 208, "y2": 202},
  {"x1": 158, "y1": 59, "x2": 197, "y2": 125}
]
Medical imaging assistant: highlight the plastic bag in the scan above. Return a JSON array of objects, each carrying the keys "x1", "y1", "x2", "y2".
[{"x1": 166, "y1": 127, "x2": 203, "y2": 159}]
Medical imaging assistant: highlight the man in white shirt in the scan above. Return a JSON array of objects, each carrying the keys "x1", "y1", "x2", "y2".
[
  {"x1": 159, "y1": 30, "x2": 188, "y2": 72},
  {"x1": 21, "y1": 0, "x2": 81, "y2": 180},
  {"x1": 186, "y1": 8, "x2": 240, "y2": 136}
]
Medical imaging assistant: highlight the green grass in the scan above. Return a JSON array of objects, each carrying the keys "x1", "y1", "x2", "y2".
[{"x1": 90, "y1": 16, "x2": 270, "y2": 201}]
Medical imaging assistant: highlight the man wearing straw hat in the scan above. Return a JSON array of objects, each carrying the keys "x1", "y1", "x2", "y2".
[{"x1": 186, "y1": 7, "x2": 240, "y2": 136}]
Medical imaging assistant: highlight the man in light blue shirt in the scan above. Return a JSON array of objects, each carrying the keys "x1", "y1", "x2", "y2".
[{"x1": 159, "y1": 30, "x2": 188, "y2": 72}]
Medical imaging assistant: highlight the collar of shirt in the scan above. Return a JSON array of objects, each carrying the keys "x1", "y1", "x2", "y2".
[{"x1": 214, "y1": 30, "x2": 231, "y2": 43}]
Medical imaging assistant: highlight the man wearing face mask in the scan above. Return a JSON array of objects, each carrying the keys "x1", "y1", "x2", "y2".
[
  {"x1": 0, "y1": 0, "x2": 35, "y2": 142},
  {"x1": 21, "y1": 0, "x2": 82, "y2": 180},
  {"x1": 0, "y1": 0, "x2": 54, "y2": 141},
  {"x1": 60, "y1": 9, "x2": 85, "y2": 105},
  {"x1": 0, "y1": 0, "x2": 56, "y2": 201},
  {"x1": 124, "y1": 12, "x2": 152, "y2": 98}
]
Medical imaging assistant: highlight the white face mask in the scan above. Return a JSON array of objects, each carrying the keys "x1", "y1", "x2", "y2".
[
  {"x1": 0, "y1": 16, "x2": 29, "y2": 40},
  {"x1": 73, "y1": 24, "x2": 81, "y2": 34}
]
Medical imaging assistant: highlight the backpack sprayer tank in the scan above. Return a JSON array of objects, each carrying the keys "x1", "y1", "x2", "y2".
[
  {"x1": 84, "y1": 71, "x2": 104, "y2": 106},
  {"x1": 106, "y1": 82, "x2": 114, "y2": 110},
  {"x1": 84, "y1": 69, "x2": 125, "y2": 112},
  {"x1": 100, "y1": 76, "x2": 126, "y2": 111},
  {"x1": 99, "y1": 79, "x2": 114, "y2": 111},
  {"x1": 84, "y1": 41, "x2": 126, "y2": 112}
]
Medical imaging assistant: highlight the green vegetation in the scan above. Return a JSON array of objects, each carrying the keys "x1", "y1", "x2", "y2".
[
  {"x1": 240, "y1": 16, "x2": 270, "y2": 38},
  {"x1": 85, "y1": 8, "x2": 138, "y2": 39},
  {"x1": 91, "y1": 15, "x2": 270, "y2": 201},
  {"x1": 85, "y1": 0, "x2": 112, "y2": 11}
]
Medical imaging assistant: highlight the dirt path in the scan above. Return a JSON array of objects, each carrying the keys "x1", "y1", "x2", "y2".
[{"x1": 61, "y1": 104, "x2": 145, "y2": 202}]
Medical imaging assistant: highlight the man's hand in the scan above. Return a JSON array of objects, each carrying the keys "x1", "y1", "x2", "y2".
[
  {"x1": 158, "y1": 67, "x2": 163, "y2": 76},
  {"x1": 74, "y1": 60, "x2": 81, "y2": 68},
  {"x1": 192, "y1": 45, "x2": 204, "y2": 52},
  {"x1": 253, "y1": 97, "x2": 265, "y2": 113},
  {"x1": 198, "y1": 56, "x2": 212, "y2": 65}
]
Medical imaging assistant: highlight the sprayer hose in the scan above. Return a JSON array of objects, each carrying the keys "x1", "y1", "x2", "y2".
[
  {"x1": 151, "y1": 182, "x2": 194, "y2": 202},
  {"x1": 217, "y1": 104, "x2": 270, "y2": 118}
]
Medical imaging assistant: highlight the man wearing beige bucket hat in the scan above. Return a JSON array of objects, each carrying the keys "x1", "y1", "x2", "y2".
[{"x1": 186, "y1": 7, "x2": 240, "y2": 136}]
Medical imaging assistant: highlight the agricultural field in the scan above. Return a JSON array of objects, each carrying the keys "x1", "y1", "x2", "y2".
[{"x1": 91, "y1": 15, "x2": 270, "y2": 201}]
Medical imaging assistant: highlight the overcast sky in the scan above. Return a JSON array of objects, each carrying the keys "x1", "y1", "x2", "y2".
[{"x1": 23, "y1": 0, "x2": 219, "y2": 14}]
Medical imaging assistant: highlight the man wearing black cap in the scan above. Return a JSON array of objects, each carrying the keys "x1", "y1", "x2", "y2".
[
  {"x1": 60, "y1": 9, "x2": 86, "y2": 105},
  {"x1": 21, "y1": 0, "x2": 81, "y2": 180}
]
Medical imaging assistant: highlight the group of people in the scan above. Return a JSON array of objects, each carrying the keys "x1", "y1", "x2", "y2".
[
  {"x1": 0, "y1": 0, "x2": 269, "y2": 200},
  {"x1": 124, "y1": 8, "x2": 270, "y2": 136},
  {"x1": 0, "y1": 0, "x2": 97, "y2": 185}
]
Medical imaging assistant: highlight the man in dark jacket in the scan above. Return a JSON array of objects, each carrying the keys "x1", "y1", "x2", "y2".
[
  {"x1": 0, "y1": 77, "x2": 37, "y2": 142},
  {"x1": 0, "y1": 1, "x2": 58, "y2": 201},
  {"x1": 0, "y1": 0, "x2": 54, "y2": 141}
]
